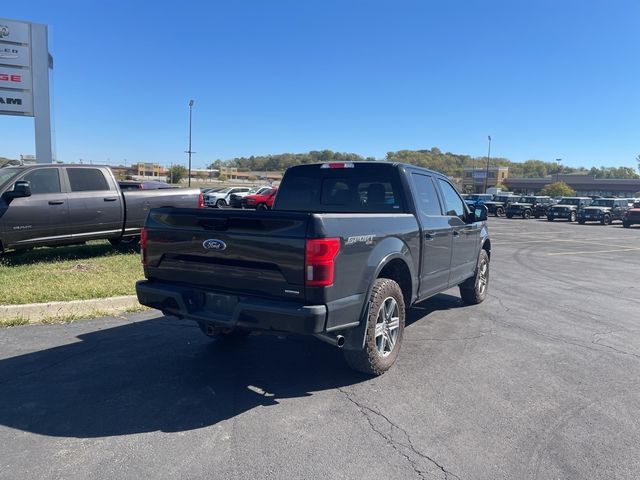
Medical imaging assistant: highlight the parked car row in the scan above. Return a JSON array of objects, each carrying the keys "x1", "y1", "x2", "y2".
[
  {"x1": 202, "y1": 185, "x2": 278, "y2": 209},
  {"x1": 463, "y1": 193, "x2": 640, "y2": 227}
]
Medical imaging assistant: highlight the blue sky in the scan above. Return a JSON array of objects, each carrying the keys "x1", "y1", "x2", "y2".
[{"x1": 2, "y1": 0, "x2": 639, "y2": 169}]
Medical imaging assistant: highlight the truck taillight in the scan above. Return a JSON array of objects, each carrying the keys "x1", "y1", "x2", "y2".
[
  {"x1": 305, "y1": 238, "x2": 340, "y2": 287},
  {"x1": 140, "y1": 228, "x2": 148, "y2": 265},
  {"x1": 198, "y1": 193, "x2": 204, "y2": 208}
]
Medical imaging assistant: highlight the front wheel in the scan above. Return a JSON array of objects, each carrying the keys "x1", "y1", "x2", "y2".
[
  {"x1": 459, "y1": 249, "x2": 490, "y2": 305},
  {"x1": 569, "y1": 211, "x2": 577, "y2": 222},
  {"x1": 216, "y1": 199, "x2": 227, "y2": 208},
  {"x1": 256, "y1": 203, "x2": 268, "y2": 210},
  {"x1": 495, "y1": 207, "x2": 504, "y2": 217},
  {"x1": 343, "y1": 278, "x2": 405, "y2": 376},
  {"x1": 523, "y1": 210, "x2": 532, "y2": 219},
  {"x1": 601, "y1": 215, "x2": 611, "y2": 225}
]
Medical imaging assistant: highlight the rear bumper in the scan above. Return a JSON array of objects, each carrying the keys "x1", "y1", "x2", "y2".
[{"x1": 136, "y1": 280, "x2": 328, "y2": 334}]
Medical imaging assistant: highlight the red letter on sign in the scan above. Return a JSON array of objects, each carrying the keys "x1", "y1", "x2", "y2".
[
  {"x1": 10, "y1": 75, "x2": 21, "y2": 82},
  {"x1": 0, "y1": 74, "x2": 8, "y2": 81}
]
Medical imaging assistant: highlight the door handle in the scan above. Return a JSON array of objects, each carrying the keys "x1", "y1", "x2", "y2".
[
  {"x1": 453, "y1": 230, "x2": 460, "y2": 237},
  {"x1": 104, "y1": 197, "x2": 118, "y2": 202},
  {"x1": 425, "y1": 232, "x2": 435, "y2": 241},
  {"x1": 48, "y1": 200, "x2": 64, "y2": 205}
]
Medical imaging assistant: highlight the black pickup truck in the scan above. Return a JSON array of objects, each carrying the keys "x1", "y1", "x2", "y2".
[
  {"x1": 0, "y1": 164, "x2": 202, "y2": 252},
  {"x1": 136, "y1": 162, "x2": 491, "y2": 375}
]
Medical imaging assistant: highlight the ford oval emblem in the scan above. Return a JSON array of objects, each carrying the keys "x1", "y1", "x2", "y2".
[{"x1": 203, "y1": 239, "x2": 227, "y2": 251}]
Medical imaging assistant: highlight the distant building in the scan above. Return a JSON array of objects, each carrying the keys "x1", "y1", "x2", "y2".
[
  {"x1": 20, "y1": 154, "x2": 37, "y2": 165},
  {"x1": 134, "y1": 162, "x2": 165, "y2": 178},
  {"x1": 462, "y1": 166, "x2": 509, "y2": 193},
  {"x1": 505, "y1": 174, "x2": 640, "y2": 197}
]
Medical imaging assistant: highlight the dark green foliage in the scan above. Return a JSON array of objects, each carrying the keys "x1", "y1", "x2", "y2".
[{"x1": 205, "y1": 148, "x2": 639, "y2": 180}]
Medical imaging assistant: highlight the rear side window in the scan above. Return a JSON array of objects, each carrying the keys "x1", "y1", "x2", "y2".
[
  {"x1": 67, "y1": 168, "x2": 110, "y2": 192},
  {"x1": 411, "y1": 173, "x2": 442, "y2": 216},
  {"x1": 275, "y1": 164, "x2": 405, "y2": 213},
  {"x1": 22, "y1": 168, "x2": 61, "y2": 194},
  {"x1": 437, "y1": 179, "x2": 466, "y2": 218}
]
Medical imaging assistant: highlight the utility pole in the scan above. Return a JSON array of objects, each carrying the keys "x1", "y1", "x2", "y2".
[
  {"x1": 185, "y1": 100, "x2": 195, "y2": 187},
  {"x1": 483, "y1": 135, "x2": 492, "y2": 193}
]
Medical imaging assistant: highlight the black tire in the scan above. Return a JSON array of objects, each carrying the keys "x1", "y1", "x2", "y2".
[
  {"x1": 522, "y1": 210, "x2": 532, "y2": 219},
  {"x1": 216, "y1": 199, "x2": 227, "y2": 208},
  {"x1": 459, "y1": 249, "x2": 490, "y2": 305},
  {"x1": 601, "y1": 214, "x2": 611, "y2": 225},
  {"x1": 547, "y1": 217, "x2": 554, "y2": 221},
  {"x1": 578, "y1": 220, "x2": 585, "y2": 225},
  {"x1": 569, "y1": 211, "x2": 577, "y2": 222},
  {"x1": 506, "y1": 214, "x2": 513, "y2": 219},
  {"x1": 534, "y1": 214, "x2": 540, "y2": 219},
  {"x1": 343, "y1": 278, "x2": 405, "y2": 376},
  {"x1": 256, "y1": 203, "x2": 268, "y2": 210},
  {"x1": 495, "y1": 207, "x2": 504, "y2": 217},
  {"x1": 109, "y1": 236, "x2": 140, "y2": 249},
  {"x1": 623, "y1": 221, "x2": 631, "y2": 228},
  {"x1": 197, "y1": 323, "x2": 251, "y2": 342}
]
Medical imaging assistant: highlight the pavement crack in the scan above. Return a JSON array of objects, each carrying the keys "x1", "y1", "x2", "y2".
[
  {"x1": 405, "y1": 334, "x2": 486, "y2": 343},
  {"x1": 340, "y1": 388, "x2": 461, "y2": 480}
]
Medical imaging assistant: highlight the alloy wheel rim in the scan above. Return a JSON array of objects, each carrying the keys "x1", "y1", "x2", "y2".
[
  {"x1": 477, "y1": 260, "x2": 488, "y2": 295},
  {"x1": 375, "y1": 297, "x2": 400, "y2": 357}
]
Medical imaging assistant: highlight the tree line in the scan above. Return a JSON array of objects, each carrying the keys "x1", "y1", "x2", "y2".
[{"x1": 207, "y1": 148, "x2": 640, "y2": 179}]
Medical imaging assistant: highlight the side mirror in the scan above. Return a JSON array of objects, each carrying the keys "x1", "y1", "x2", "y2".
[
  {"x1": 472, "y1": 204, "x2": 488, "y2": 222},
  {"x1": 3, "y1": 180, "x2": 31, "y2": 201}
]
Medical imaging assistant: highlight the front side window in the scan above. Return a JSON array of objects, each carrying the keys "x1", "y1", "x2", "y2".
[
  {"x1": 67, "y1": 168, "x2": 109, "y2": 192},
  {"x1": 22, "y1": 168, "x2": 61, "y2": 194},
  {"x1": 437, "y1": 179, "x2": 466, "y2": 218}
]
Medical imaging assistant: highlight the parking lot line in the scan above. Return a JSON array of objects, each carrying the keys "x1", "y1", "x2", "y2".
[{"x1": 546, "y1": 247, "x2": 640, "y2": 256}]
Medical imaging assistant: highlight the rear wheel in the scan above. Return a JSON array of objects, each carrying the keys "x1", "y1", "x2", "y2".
[
  {"x1": 343, "y1": 278, "x2": 405, "y2": 376},
  {"x1": 569, "y1": 211, "x2": 577, "y2": 222},
  {"x1": 109, "y1": 236, "x2": 139, "y2": 249},
  {"x1": 495, "y1": 207, "x2": 504, "y2": 217},
  {"x1": 459, "y1": 249, "x2": 490, "y2": 305},
  {"x1": 256, "y1": 203, "x2": 268, "y2": 210},
  {"x1": 522, "y1": 210, "x2": 532, "y2": 219},
  {"x1": 601, "y1": 214, "x2": 611, "y2": 225},
  {"x1": 216, "y1": 199, "x2": 227, "y2": 208}
]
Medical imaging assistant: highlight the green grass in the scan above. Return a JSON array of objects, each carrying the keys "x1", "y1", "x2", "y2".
[{"x1": 0, "y1": 241, "x2": 143, "y2": 305}]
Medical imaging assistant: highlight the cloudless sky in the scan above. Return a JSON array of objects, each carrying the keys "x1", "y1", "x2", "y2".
[{"x1": 2, "y1": 0, "x2": 639, "y2": 169}]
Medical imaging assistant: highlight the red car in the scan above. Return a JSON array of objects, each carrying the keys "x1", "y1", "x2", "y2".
[
  {"x1": 243, "y1": 187, "x2": 278, "y2": 210},
  {"x1": 622, "y1": 201, "x2": 640, "y2": 228}
]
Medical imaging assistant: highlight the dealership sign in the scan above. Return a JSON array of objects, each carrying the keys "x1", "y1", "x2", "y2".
[{"x1": 0, "y1": 17, "x2": 53, "y2": 163}]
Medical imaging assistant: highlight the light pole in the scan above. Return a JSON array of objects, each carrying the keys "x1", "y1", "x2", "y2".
[
  {"x1": 555, "y1": 158, "x2": 562, "y2": 183},
  {"x1": 186, "y1": 99, "x2": 195, "y2": 187},
  {"x1": 483, "y1": 135, "x2": 491, "y2": 193}
]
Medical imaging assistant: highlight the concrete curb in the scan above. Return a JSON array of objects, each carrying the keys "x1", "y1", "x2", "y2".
[{"x1": 0, "y1": 295, "x2": 141, "y2": 323}]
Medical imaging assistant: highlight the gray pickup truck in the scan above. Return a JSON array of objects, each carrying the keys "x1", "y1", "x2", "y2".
[
  {"x1": 0, "y1": 164, "x2": 202, "y2": 252},
  {"x1": 136, "y1": 162, "x2": 491, "y2": 375}
]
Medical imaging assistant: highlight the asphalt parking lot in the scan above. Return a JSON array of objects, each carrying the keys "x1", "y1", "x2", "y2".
[{"x1": 1, "y1": 218, "x2": 638, "y2": 480}]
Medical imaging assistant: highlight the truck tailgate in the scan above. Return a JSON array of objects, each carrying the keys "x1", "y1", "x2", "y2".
[{"x1": 144, "y1": 208, "x2": 311, "y2": 300}]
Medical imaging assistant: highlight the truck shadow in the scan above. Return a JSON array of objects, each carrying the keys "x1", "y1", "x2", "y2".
[{"x1": 0, "y1": 294, "x2": 464, "y2": 438}]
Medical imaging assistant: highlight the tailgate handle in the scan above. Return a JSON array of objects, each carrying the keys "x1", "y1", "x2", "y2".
[{"x1": 198, "y1": 218, "x2": 229, "y2": 231}]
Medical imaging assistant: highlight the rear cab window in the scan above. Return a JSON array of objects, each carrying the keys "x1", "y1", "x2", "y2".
[
  {"x1": 67, "y1": 168, "x2": 111, "y2": 192},
  {"x1": 274, "y1": 163, "x2": 406, "y2": 213}
]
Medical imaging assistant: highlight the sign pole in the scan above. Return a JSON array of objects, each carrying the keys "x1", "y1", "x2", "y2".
[{"x1": 31, "y1": 23, "x2": 52, "y2": 164}]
